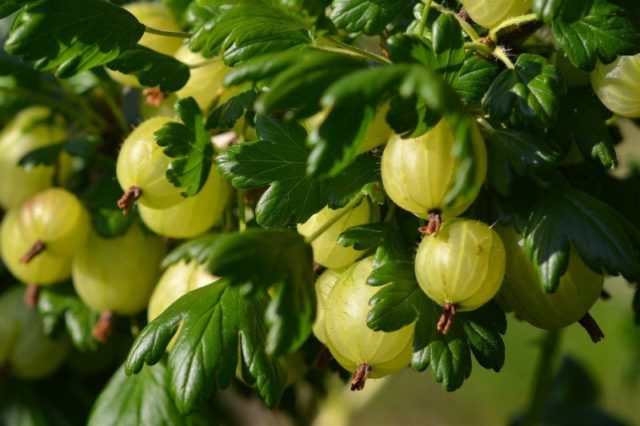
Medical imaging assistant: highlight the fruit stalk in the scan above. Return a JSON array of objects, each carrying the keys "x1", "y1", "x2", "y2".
[
  {"x1": 437, "y1": 302, "x2": 457, "y2": 335},
  {"x1": 578, "y1": 313, "x2": 605, "y2": 343},
  {"x1": 20, "y1": 240, "x2": 46, "y2": 264},
  {"x1": 304, "y1": 194, "x2": 364, "y2": 244},
  {"x1": 92, "y1": 310, "x2": 116, "y2": 343},
  {"x1": 350, "y1": 363, "x2": 372, "y2": 391},
  {"x1": 117, "y1": 186, "x2": 142, "y2": 215},
  {"x1": 143, "y1": 26, "x2": 191, "y2": 39},
  {"x1": 24, "y1": 285, "x2": 40, "y2": 309}
]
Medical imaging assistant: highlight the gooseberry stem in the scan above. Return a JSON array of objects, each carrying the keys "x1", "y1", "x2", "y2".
[
  {"x1": 351, "y1": 363, "x2": 372, "y2": 391},
  {"x1": 578, "y1": 313, "x2": 605, "y2": 343},
  {"x1": 418, "y1": 210, "x2": 442, "y2": 236},
  {"x1": 522, "y1": 329, "x2": 562, "y2": 426},
  {"x1": 437, "y1": 302, "x2": 457, "y2": 334},
  {"x1": 304, "y1": 194, "x2": 365, "y2": 244},
  {"x1": 237, "y1": 190, "x2": 247, "y2": 232},
  {"x1": 319, "y1": 37, "x2": 391, "y2": 65},
  {"x1": 488, "y1": 13, "x2": 539, "y2": 42},
  {"x1": 117, "y1": 186, "x2": 142, "y2": 215},
  {"x1": 416, "y1": 0, "x2": 432, "y2": 36},
  {"x1": 144, "y1": 26, "x2": 191, "y2": 39},
  {"x1": 20, "y1": 240, "x2": 46, "y2": 264},
  {"x1": 24, "y1": 285, "x2": 40, "y2": 309},
  {"x1": 92, "y1": 310, "x2": 115, "y2": 343}
]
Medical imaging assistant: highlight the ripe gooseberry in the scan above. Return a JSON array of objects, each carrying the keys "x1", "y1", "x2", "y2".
[
  {"x1": 591, "y1": 53, "x2": 640, "y2": 118},
  {"x1": 312, "y1": 268, "x2": 343, "y2": 344},
  {"x1": 460, "y1": 0, "x2": 533, "y2": 29},
  {"x1": 0, "y1": 287, "x2": 69, "y2": 379},
  {"x1": 72, "y1": 222, "x2": 165, "y2": 342},
  {"x1": 324, "y1": 257, "x2": 415, "y2": 391},
  {"x1": 0, "y1": 107, "x2": 72, "y2": 210},
  {"x1": 297, "y1": 198, "x2": 374, "y2": 269},
  {"x1": 496, "y1": 226, "x2": 605, "y2": 342},
  {"x1": 381, "y1": 118, "x2": 486, "y2": 234},
  {"x1": 116, "y1": 117, "x2": 184, "y2": 212},
  {"x1": 138, "y1": 164, "x2": 230, "y2": 239},
  {"x1": 414, "y1": 219, "x2": 505, "y2": 334}
]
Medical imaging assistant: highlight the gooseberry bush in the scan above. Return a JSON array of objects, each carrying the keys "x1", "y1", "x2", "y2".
[{"x1": 1, "y1": 0, "x2": 640, "y2": 424}]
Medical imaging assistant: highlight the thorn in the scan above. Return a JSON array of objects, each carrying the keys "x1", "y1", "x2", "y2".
[
  {"x1": 92, "y1": 311, "x2": 115, "y2": 343},
  {"x1": 24, "y1": 285, "x2": 40, "y2": 309}
]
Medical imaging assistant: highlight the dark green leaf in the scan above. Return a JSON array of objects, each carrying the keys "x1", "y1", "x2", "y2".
[
  {"x1": 5, "y1": 0, "x2": 145, "y2": 77},
  {"x1": 161, "y1": 229, "x2": 314, "y2": 356},
  {"x1": 461, "y1": 302, "x2": 506, "y2": 372},
  {"x1": 155, "y1": 98, "x2": 213, "y2": 197},
  {"x1": 366, "y1": 261, "x2": 427, "y2": 331},
  {"x1": 255, "y1": 48, "x2": 366, "y2": 119},
  {"x1": 37, "y1": 283, "x2": 99, "y2": 351},
  {"x1": 125, "y1": 281, "x2": 287, "y2": 413},
  {"x1": 412, "y1": 300, "x2": 472, "y2": 392},
  {"x1": 217, "y1": 116, "x2": 377, "y2": 227},
  {"x1": 18, "y1": 143, "x2": 63, "y2": 167},
  {"x1": 206, "y1": 90, "x2": 256, "y2": 131},
  {"x1": 524, "y1": 183, "x2": 640, "y2": 291},
  {"x1": 88, "y1": 364, "x2": 192, "y2": 426},
  {"x1": 330, "y1": 0, "x2": 409, "y2": 35},
  {"x1": 534, "y1": 0, "x2": 640, "y2": 71},
  {"x1": 483, "y1": 54, "x2": 565, "y2": 130},
  {"x1": 106, "y1": 45, "x2": 190, "y2": 92},
  {"x1": 486, "y1": 128, "x2": 558, "y2": 195},
  {"x1": 553, "y1": 87, "x2": 617, "y2": 168},
  {"x1": 0, "y1": 0, "x2": 36, "y2": 19},
  {"x1": 189, "y1": 0, "x2": 310, "y2": 65},
  {"x1": 338, "y1": 222, "x2": 396, "y2": 251}
]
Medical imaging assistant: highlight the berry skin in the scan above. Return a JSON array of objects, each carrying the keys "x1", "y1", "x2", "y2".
[
  {"x1": 414, "y1": 219, "x2": 505, "y2": 333},
  {"x1": 174, "y1": 46, "x2": 233, "y2": 110},
  {"x1": 72, "y1": 222, "x2": 166, "y2": 316},
  {"x1": 297, "y1": 199, "x2": 373, "y2": 269},
  {"x1": 591, "y1": 53, "x2": 640, "y2": 118},
  {"x1": 497, "y1": 226, "x2": 604, "y2": 330},
  {"x1": 0, "y1": 188, "x2": 89, "y2": 286},
  {"x1": 312, "y1": 268, "x2": 344, "y2": 344},
  {"x1": 108, "y1": 2, "x2": 183, "y2": 88},
  {"x1": 324, "y1": 257, "x2": 415, "y2": 389},
  {"x1": 460, "y1": 0, "x2": 533, "y2": 29},
  {"x1": 0, "y1": 287, "x2": 69, "y2": 379},
  {"x1": 0, "y1": 107, "x2": 71, "y2": 210},
  {"x1": 116, "y1": 117, "x2": 184, "y2": 210},
  {"x1": 138, "y1": 165, "x2": 230, "y2": 239},
  {"x1": 381, "y1": 118, "x2": 487, "y2": 221}
]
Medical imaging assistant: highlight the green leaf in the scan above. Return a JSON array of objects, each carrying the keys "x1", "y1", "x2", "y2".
[
  {"x1": 5, "y1": 0, "x2": 145, "y2": 77},
  {"x1": 217, "y1": 115, "x2": 377, "y2": 227},
  {"x1": 206, "y1": 90, "x2": 256, "y2": 131},
  {"x1": 155, "y1": 98, "x2": 213, "y2": 197},
  {"x1": 37, "y1": 283, "x2": 99, "y2": 351},
  {"x1": 0, "y1": 1, "x2": 36, "y2": 19},
  {"x1": 483, "y1": 54, "x2": 565, "y2": 130},
  {"x1": 461, "y1": 302, "x2": 507, "y2": 372},
  {"x1": 533, "y1": 0, "x2": 640, "y2": 71},
  {"x1": 161, "y1": 229, "x2": 314, "y2": 356},
  {"x1": 106, "y1": 45, "x2": 190, "y2": 92},
  {"x1": 254, "y1": 48, "x2": 366, "y2": 118},
  {"x1": 553, "y1": 87, "x2": 617, "y2": 168},
  {"x1": 88, "y1": 364, "x2": 183, "y2": 426},
  {"x1": 485, "y1": 128, "x2": 558, "y2": 195},
  {"x1": 330, "y1": 0, "x2": 409, "y2": 35},
  {"x1": 366, "y1": 261, "x2": 427, "y2": 332},
  {"x1": 524, "y1": 183, "x2": 640, "y2": 291},
  {"x1": 412, "y1": 300, "x2": 472, "y2": 392},
  {"x1": 189, "y1": 0, "x2": 310, "y2": 65},
  {"x1": 18, "y1": 143, "x2": 63, "y2": 167},
  {"x1": 125, "y1": 281, "x2": 287, "y2": 413}
]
